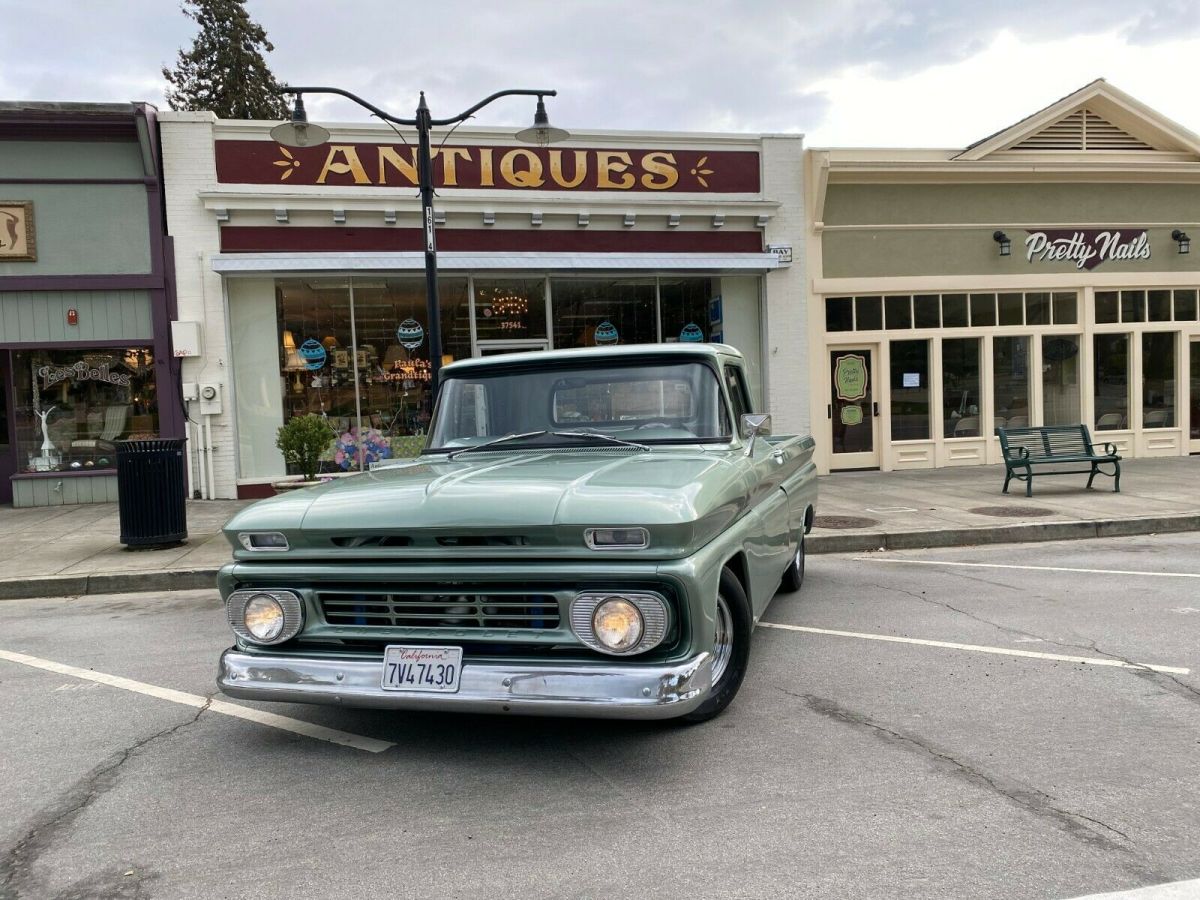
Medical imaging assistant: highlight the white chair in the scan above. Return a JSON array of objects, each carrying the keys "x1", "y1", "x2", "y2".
[
  {"x1": 1097, "y1": 413, "x2": 1123, "y2": 429},
  {"x1": 953, "y1": 416, "x2": 979, "y2": 437},
  {"x1": 1144, "y1": 410, "x2": 1169, "y2": 428}
]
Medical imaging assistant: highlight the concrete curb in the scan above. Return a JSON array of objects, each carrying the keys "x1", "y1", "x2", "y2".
[
  {"x1": 807, "y1": 513, "x2": 1200, "y2": 554},
  {"x1": 0, "y1": 512, "x2": 1198, "y2": 600}
]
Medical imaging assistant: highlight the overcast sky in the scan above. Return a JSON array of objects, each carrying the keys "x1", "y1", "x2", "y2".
[{"x1": 1, "y1": 0, "x2": 1198, "y2": 147}]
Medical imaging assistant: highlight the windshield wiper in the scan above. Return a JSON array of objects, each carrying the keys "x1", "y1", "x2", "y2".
[
  {"x1": 447, "y1": 430, "x2": 548, "y2": 459},
  {"x1": 550, "y1": 431, "x2": 649, "y2": 451}
]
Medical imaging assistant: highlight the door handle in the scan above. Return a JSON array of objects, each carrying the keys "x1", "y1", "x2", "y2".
[
  {"x1": 827, "y1": 404, "x2": 832, "y2": 419},
  {"x1": 873, "y1": 402, "x2": 879, "y2": 417}
]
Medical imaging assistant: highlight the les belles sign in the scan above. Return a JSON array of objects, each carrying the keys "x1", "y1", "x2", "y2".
[{"x1": 214, "y1": 140, "x2": 761, "y2": 193}]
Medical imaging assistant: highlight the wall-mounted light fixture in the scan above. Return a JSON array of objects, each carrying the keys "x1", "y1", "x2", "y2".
[
  {"x1": 1171, "y1": 229, "x2": 1191, "y2": 254},
  {"x1": 993, "y1": 230, "x2": 1011, "y2": 257}
]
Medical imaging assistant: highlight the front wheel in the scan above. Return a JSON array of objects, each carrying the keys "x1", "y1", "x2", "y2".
[
  {"x1": 682, "y1": 568, "x2": 752, "y2": 723},
  {"x1": 779, "y1": 531, "x2": 806, "y2": 593}
]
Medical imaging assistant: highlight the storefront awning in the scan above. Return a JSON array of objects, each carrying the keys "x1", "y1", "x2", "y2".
[{"x1": 210, "y1": 251, "x2": 782, "y2": 275}]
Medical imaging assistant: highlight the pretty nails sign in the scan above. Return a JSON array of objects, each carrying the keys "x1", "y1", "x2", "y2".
[{"x1": 1024, "y1": 230, "x2": 1150, "y2": 270}]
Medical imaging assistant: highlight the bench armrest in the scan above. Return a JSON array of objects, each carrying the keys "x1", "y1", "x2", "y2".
[
  {"x1": 1004, "y1": 446, "x2": 1030, "y2": 461},
  {"x1": 1102, "y1": 442, "x2": 1119, "y2": 458}
]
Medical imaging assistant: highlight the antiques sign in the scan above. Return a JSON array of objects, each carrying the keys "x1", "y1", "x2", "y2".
[
  {"x1": 215, "y1": 141, "x2": 761, "y2": 192},
  {"x1": 1024, "y1": 229, "x2": 1150, "y2": 270},
  {"x1": 0, "y1": 201, "x2": 36, "y2": 261}
]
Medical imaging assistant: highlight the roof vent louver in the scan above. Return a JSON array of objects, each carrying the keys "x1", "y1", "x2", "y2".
[{"x1": 1012, "y1": 108, "x2": 1153, "y2": 151}]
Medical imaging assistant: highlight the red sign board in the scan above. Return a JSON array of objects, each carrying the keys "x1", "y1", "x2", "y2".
[{"x1": 215, "y1": 140, "x2": 760, "y2": 193}]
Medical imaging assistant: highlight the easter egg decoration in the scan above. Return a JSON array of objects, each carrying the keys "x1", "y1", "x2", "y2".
[
  {"x1": 679, "y1": 323, "x2": 705, "y2": 342},
  {"x1": 593, "y1": 320, "x2": 619, "y2": 346},
  {"x1": 397, "y1": 318, "x2": 425, "y2": 351},
  {"x1": 298, "y1": 338, "x2": 327, "y2": 370}
]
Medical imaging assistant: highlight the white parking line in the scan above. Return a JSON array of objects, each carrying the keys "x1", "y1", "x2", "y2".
[
  {"x1": 855, "y1": 557, "x2": 1200, "y2": 579},
  {"x1": 1063, "y1": 876, "x2": 1200, "y2": 899},
  {"x1": 0, "y1": 649, "x2": 394, "y2": 753},
  {"x1": 757, "y1": 623, "x2": 1190, "y2": 675}
]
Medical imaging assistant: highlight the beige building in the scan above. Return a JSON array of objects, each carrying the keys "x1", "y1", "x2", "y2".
[{"x1": 805, "y1": 80, "x2": 1200, "y2": 473}]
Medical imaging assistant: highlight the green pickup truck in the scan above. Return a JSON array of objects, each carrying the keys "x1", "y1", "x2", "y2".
[{"x1": 217, "y1": 343, "x2": 817, "y2": 721}]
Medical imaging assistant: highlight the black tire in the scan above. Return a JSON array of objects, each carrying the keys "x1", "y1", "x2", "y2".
[
  {"x1": 778, "y1": 531, "x2": 806, "y2": 593},
  {"x1": 682, "y1": 568, "x2": 752, "y2": 723}
]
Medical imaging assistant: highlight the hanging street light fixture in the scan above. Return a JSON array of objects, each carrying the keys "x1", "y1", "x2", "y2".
[{"x1": 270, "y1": 86, "x2": 567, "y2": 390}]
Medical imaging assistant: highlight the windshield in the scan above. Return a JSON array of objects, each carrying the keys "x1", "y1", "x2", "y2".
[{"x1": 427, "y1": 360, "x2": 732, "y2": 451}]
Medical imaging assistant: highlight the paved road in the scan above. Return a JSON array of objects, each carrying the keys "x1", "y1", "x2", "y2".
[{"x1": 1, "y1": 534, "x2": 1198, "y2": 900}]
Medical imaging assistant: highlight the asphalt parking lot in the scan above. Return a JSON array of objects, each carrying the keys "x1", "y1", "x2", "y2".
[{"x1": 1, "y1": 533, "x2": 1198, "y2": 900}]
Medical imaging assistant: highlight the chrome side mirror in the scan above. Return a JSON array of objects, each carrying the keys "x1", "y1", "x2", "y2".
[{"x1": 740, "y1": 413, "x2": 772, "y2": 456}]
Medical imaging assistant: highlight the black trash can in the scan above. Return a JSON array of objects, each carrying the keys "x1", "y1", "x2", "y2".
[{"x1": 116, "y1": 438, "x2": 188, "y2": 548}]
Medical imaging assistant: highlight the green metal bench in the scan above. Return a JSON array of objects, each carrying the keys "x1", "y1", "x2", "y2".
[{"x1": 996, "y1": 424, "x2": 1121, "y2": 497}]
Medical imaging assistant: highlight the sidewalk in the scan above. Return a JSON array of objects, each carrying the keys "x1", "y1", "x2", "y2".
[{"x1": 0, "y1": 456, "x2": 1196, "y2": 599}]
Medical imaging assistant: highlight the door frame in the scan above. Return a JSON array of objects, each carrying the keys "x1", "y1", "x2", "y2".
[
  {"x1": 0, "y1": 351, "x2": 14, "y2": 504},
  {"x1": 826, "y1": 343, "x2": 881, "y2": 470},
  {"x1": 1190, "y1": 337, "x2": 1200, "y2": 455}
]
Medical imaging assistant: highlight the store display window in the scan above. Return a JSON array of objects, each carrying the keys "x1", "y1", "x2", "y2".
[{"x1": 12, "y1": 347, "x2": 157, "y2": 473}]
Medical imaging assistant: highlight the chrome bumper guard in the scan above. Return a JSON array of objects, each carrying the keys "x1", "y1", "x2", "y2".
[{"x1": 218, "y1": 648, "x2": 712, "y2": 720}]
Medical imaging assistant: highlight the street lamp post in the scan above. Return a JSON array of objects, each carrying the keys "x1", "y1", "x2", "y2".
[{"x1": 270, "y1": 87, "x2": 567, "y2": 390}]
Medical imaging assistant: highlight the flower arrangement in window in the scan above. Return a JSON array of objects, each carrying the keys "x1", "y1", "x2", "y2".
[{"x1": 332, "y1": 426, "x2": 392, "y2": 470}]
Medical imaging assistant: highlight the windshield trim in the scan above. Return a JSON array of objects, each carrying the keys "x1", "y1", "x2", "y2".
[{"x1": 426, "y1": 355, "x2": 734, "y2": 451}]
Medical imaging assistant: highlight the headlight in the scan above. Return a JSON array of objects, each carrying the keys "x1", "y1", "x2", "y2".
[
  {"x1": 244, "y1": 594, "x2": 284, "y2": 641},
  {"x1": 593, "y1": 597, "x2": 644, "y2": 652},
  {"x1": 226, "y1": 590, "x2": 304, "y2": 645},
  {"x1": 570, "y1": 591, "x2": 669, "y2": 656}
]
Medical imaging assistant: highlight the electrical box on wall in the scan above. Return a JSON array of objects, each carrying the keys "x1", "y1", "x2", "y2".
[
  {"x1": 181, "y1": 382, "x2": 199, "y2": 401},
  {"x1": 198, "y1": 383, "x2": 222, "y2": 416},
  {"x1": 171, "y1": 321, "x2": 202, "y2": 358}
]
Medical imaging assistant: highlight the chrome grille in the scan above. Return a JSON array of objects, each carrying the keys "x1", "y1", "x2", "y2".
[{"x1": 318, "y1": 591, "x2": 561, "y2": 630}]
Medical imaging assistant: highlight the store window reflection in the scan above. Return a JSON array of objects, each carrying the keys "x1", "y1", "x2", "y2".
[
  {"x1": 13, "y1": 347, "x2": 158, "y2": 473},
  {"x1": 1142, "y1": 332, "x2": 1175, "y2": 428},
  {"x1": 473, "y1": 279, "x2": 547, "y2": 344},
  {"x1": 942, "y1": 338, "x2": 980, "y2": 437},
  {"x1": 551, "y1": 278, "x2": 657, "y2": 349},
  {"x1": 889, "y1": 339, "x2": 929, "y2": 440},
  {"x1": 1042, "y1": 335, "x2": 1081, "y2": 426},
  {"x1": 993, "y1": 336, "x2": 1030, "y2": 430},
  {"x1": 659, "y1": 278, "x2": 714, "y2": 343},
  {"x1": 1093, "y1": 334, "x2": 1129, "y2": 430}
]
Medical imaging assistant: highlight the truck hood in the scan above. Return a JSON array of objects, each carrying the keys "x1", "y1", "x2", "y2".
[{"x1": 228, "y1": 449, "x2": 751, "y2": 536}]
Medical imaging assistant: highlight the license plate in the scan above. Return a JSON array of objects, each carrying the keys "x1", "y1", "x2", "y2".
[{"x1": 381, "y1": 645, "x2": 463, "y2": 693}]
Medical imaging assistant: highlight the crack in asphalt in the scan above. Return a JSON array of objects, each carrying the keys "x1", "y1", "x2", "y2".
[
  {"x1": 789, "y1": 691, "x2": 1169, "y2": 883},
  {"x1": 871, "y1": 573, "x2": 1200, "y2": 704},
  {"x1": 0, "y1": 697, "x2": 212, "y2": 900}
]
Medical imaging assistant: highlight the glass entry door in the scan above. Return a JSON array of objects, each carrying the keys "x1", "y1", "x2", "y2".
[
  {"x1": 0, "y1": 354, "x2": 13, "y2": 504},
  {"x1": 1190, "y1": 339, "x2": 1200, "y2": 454},
  {"x1": 829, "y1": 346, "x2": 880, "y2": 469}
]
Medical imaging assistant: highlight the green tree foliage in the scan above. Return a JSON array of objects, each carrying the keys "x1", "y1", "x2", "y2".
[
  {"x1": 276, "y1": 414, "x2": 335, "y2": 482},
  {"x1": 163, "y1": 0, "x2": 290, "y2": 119}
]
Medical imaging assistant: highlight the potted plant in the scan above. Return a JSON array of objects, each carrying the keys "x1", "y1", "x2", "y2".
[{"x1": 275, "y1": 414, "x2": 335, "y2": 488}]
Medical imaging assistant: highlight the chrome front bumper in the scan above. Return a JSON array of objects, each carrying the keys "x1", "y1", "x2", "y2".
[{"x1": 218, "y1": 648, "x2": 712, "y2": 720}]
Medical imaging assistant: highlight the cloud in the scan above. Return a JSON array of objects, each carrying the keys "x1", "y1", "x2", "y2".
[{"x1": 0, "y1": 0, "x2": 1196, "y2": 144}]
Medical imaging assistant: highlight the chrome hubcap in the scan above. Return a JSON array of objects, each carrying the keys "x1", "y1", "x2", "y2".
[{"x1": 711, "y1": 594, "x2": 734, "y2": 686}]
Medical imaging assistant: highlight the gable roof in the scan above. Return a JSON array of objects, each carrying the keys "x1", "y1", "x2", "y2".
[{"x1": 955, "y1": 79, "x2": 1200, "y2": 160}]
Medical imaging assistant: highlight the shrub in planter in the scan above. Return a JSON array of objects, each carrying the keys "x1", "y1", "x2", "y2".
[{"x1": 275, "y1": 414, "x2": 336, "y2": 483}]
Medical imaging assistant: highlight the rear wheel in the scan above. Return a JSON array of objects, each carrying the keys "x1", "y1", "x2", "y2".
[
  {"x1": 682, "y1": 568, "x2": 751, "y2": 723},
  {"x1": 779, "y1": 531, "x2": 806, "y2": 593}
]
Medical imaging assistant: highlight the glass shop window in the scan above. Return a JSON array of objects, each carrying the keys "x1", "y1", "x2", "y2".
[
  {"x1": 551, "y1": 278, "x2": 657, "y2": 349},
  {"x1": 1173, "y1": 289, "x2": 1198, "y2": 321},
  {"x1": 941, "y1": 294, "x2": 968, "y2": 328},
  {"x1": 942, "y1": 338, "x2": 981, "y2": 438},
  {"x1": 13, "y1": 347, "x2": 158, "y2": 473},
  {"x1": 1052, "y1": 292, "x2": 1077, "y2": 325},
  {"x1": 998, "y1": 293, "x2": 1024, "y2": 326},
  {"x1": 1121, "y1": 291, "x2": 1146, "y2": 323},
  {"x1": 659, "y1": 277, "x2": 714, "y2": 343},
  {"x1": 993, "y1": 336, "x2": 1030, "y2": 431},
  {"x1": 914, "y1": 294, "x2": 940, "y2": 329},
  {"x1": 969, "y1": 294, "x2": 997, "y2": 327},
  {"x1": 1148, "y1": 290, "x2": 1172, "y2": 323},
  {"x1": 885, "y1": 295, "x2": 913, "y2": 330},
  {"x1": 889, "y1": 339, "x2": 929, "y2": 441},
  {"x1": 1142, "y1": 332, "x2": 1176, "y2": 428},
  {"x1": 825, "y1": 297, "x2": 853, "y2": 332},
  {"x1": 1041, "y1": 335, "x2": 1081, "y2": 426},
  {"x1": 1093, "y1": 334, "x2": 1129, "y2": 431},
  {"x1": 1095, "y1": 291, "x2": 1119, "y2": 324},
  {"x1": 855, "y1": 296, "x2": 883, "y2": 331},
  {"x1": 473, "y1": 278, "x2": 548, "y2": 342},
  {"x1": 1025, "y1": 292, "x2": 1050, "y2": 326}
]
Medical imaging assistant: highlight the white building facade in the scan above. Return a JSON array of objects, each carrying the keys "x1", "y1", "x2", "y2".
[{"x1": 160, "y1": 112, "x2": 807, "y2": 498}]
